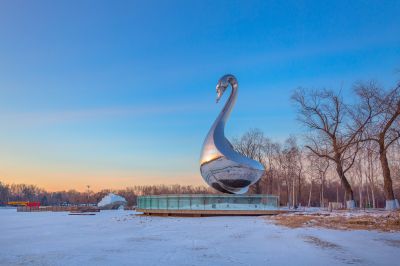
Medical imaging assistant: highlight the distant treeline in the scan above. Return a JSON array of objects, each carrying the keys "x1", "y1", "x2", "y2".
[{"x1": 0, "y1": 182, "x2": 215, "y2": 207}]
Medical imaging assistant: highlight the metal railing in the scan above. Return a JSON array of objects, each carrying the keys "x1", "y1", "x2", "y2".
[{"x1": 137, "y1": 194, "x2": 279, "y2": 211}]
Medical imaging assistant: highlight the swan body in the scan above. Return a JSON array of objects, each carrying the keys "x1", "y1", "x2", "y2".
[{"x1": 200, "y1": 74, "x2": 265, "y2": 194}]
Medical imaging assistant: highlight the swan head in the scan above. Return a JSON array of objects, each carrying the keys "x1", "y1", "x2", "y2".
[
  {"x1": 216, "y1": 74, "x2": 237, "y2": 103},
  {"x1": 216, "y1": 82, "x2": 228, "y2": 103}
]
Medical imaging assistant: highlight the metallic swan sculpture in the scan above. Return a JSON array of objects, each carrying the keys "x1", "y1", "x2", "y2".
[{"x1": 200, "y1": 74, "x2": 265, "y2": 194}]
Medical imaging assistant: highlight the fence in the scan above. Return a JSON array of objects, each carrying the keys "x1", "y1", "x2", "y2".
[
  {"x1": 17, "y1": 206, "x2": 100, "y2": 212},
  {"x1": 137, "y1": 194, "x2": 279, "y2": 211}
]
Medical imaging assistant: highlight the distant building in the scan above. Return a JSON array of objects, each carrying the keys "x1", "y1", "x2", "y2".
[{"x1": 97, "y1": 193, "x2": 127, "y2": 210}]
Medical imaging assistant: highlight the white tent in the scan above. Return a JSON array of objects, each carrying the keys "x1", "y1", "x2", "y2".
[{"x1": 97, "y1": 193, "x2": 127, "y2": 210}]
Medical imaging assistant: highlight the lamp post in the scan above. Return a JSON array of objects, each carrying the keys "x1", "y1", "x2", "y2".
[{"x1": 87, "y1": 185, "x2": 90, "y2": 206}]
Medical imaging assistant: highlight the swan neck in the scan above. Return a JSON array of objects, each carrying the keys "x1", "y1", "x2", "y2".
[{"x1": 217, "y1": 83, "x2": 238, "y2": 127}]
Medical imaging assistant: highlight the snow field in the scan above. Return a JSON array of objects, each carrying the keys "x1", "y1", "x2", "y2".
[{"x1": 0, "y1": 208, "x2": 399, "y2": 266}]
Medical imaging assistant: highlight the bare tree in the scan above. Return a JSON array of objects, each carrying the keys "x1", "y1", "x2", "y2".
[
  {"x1": 391, "y1": 140, "x2": 400, "y2": 196},
  {"x1": 364, "y1": 143, "x2": 379, "y2": 208},
  {"x1": 232, "y1": 128, "x2": 269, "y2": 193},
  {"x1": 274, "y1": 143, "x2": 284, "y2": 203},
  {"x1": 351, "y1": 154, "x2": 365, "y2": 208},
  {"x1": 232, "y1": 128, "x2": 267, "y2": 163},
  {"x1": 0, "y1": 181, "x2": 10, "y2": 204},
  {"x1": 308, "y1": 153, "x2": 330, "y2": 207},
  {"x1": 278, "y1": 137, "x2": 303, "y2": 207},
  {"x1": 356, "y1": 81, "x2": 400, "y2": 209},
  {"x1": 264, "y1": 140, "x2": 280, "y2": 195},
  {"x1": 292, "y1": 89, "x2": 372, "y2": 208}
]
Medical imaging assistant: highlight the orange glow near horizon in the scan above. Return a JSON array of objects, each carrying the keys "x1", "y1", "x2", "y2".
[{"x1": 0, "y1": 170, "x2": 205, "y2": 192}]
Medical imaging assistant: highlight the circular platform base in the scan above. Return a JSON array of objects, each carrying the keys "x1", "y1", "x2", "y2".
[
  {"x1": 137, "y1": 194, "x2": 281, "y2": 216},
  {"x1": 137, "y1": 208, "x2": 288, "y2": 217}
]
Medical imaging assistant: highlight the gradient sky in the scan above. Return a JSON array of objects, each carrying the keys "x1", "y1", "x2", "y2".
[{"x1": 0, "y1": 1, "x2": 399, "y2": 191}]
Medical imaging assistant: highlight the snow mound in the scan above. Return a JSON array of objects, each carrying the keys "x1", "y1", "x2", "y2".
[{"x1": 98, "y1": 193, "x2": 127, "y2": 209}]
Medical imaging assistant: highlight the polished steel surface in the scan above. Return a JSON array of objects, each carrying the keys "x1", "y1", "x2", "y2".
[{"x1": 200, "y1": 74, "x2": 265, "y2": 194}]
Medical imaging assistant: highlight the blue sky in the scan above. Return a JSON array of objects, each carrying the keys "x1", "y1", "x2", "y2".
[{"x1": 0, "y1": 0, "x2": 399, "y2": 191}]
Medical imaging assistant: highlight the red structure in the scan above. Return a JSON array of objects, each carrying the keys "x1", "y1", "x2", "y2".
[{"x1": 26, "y1": 202, "x2": 41, "y2": 208}]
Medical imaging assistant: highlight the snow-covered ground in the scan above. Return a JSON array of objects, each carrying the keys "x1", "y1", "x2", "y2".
[{"x1": 0, "y1": 208, "x2": 399, "y2": 266}]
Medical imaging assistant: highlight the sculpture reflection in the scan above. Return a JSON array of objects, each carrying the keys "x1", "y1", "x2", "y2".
[{"x1": 200, "y1": 74, "x2": 265, "y2": 194}]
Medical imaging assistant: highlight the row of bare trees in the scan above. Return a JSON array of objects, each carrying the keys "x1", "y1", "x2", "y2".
[
  {"x1": 232, "y1": 79, "x2": 400, "y2": 209},
  {"x1": 233, "y1": 129, "x2": 399, "y2": 209},
  {"x1": 0, "y1": 182, "x2": 214, "y2": 207}
]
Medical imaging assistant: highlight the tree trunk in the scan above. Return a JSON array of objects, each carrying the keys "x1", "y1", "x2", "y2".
[
  {"x1": 254, "y1": 179, "x2": 262, "y2": 194},
  {"x1": 336, "y1": 184, "x2": 339, "y2": 203},
  {"x1": 335, "y1": 162, "x2": 354, "y2": 201},
  {"x1": 320, "y1": 182, "x2": 323, "y2": 207},
  {"x1": 321, "y1": 179, "x2": 325, "y2": 207},
  {"x1": 379, "y1": 147, "x2": 396, "y2": 206},
  {"x1": 371, "y1": 183, "x2": 376, "y2": 209},
  {"x1": 366, "y1": 179, "x2": 371, "y2": 208},
  {"x1": 367, "y1": 153, "x2": 376, "y2": 208},
  {"x1": 267, "y1": 169, "x2": 273, "y2": 194},
  {"x1": 308, "y1": 181, "x2": 312, "y2": 207},
  {"x1": 285, "y1": 177, "x2": 290, "y2": 207},
  {"x1": 278, "y1": 177, "x2": 281, "y2": 206},
  {"x1": 292, "y1": 178, "x2": 296, "y2": 207},
  {"x1": 358, "y1": 179, "x2": 363, "y2": 209},
  {"x1": 298, "y1": 173, "x2": 301, "y2": 206}
]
